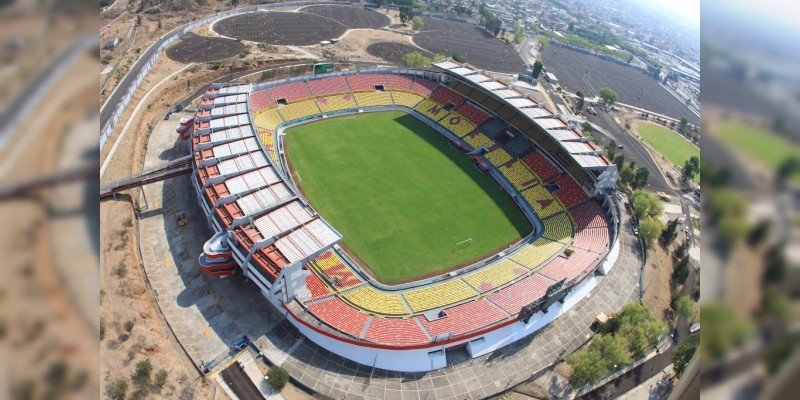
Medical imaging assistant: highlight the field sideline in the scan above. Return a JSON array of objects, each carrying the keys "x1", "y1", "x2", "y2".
[{"x1": 284, "y1": 111, "x2": 530, "y2": 283}]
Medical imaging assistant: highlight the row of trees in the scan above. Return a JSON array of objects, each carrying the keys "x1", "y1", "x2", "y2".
[
  {"x1": 477, "y1": 4, "x2": 502, "y2": 36},
  {"x1": 632, "y1": 190, "x2": 664, "y2": 247},
  {"x1": 567, "y1": 303, "x2": 668, "y2": 387}
]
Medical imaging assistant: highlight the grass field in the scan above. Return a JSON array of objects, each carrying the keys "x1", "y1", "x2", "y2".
[
  {"x1": 638, "y1": 123, "x2": 700, "y2": 182},
  {"x1": 285, "y1": 111, "x2": 530, "y2": 283},
  {"x1": 718, "y1": 121, "x2": 800, "y2": 183}
]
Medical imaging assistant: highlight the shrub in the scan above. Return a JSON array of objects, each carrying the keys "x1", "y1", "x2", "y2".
[
  {"x1": 267, "y1": 366, "x2": 289, "y2": 391},
  {"x1": 107, "y1": 379, "x2": 128, "y2": 400},
  {"x1": 124, "y1": 319, "x2": 135, "y2": 333},
  {"x1": 154, "y1": 369, "x2": 168, "y2": 388},
  {"x1": 134, "y1": 358, "x2": 153, "y2": 385}
]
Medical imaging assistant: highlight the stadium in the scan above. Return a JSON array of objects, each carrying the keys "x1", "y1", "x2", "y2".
[{"x1": 186, "y1": 60, "x2": 621, "y2": 372}]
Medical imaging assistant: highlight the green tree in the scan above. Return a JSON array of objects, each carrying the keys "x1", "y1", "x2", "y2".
[
  {"x1": 513, "y1": 22, "x2": 526, "y2": 44},
  {"x1": 154, "y1": 369, "x2": 168, "y2": 388},
  {"x1": 700, "y1": 303, "x2": 755, "y2": 362},
  {"x1": 567, "y1": 347, "x2": 604, "y2": 387},
  {"x1": 532, "y1": 60, "x2": 544, "y2": 79},
  {"x1": 593, "y1": 334, "x2": 633, "y2": 369},
  {"x1": 638, "y1": 217, "x2": 663, "y2": 247},
  {"x1": 576, "y1": 97, "x2": 585, "y2": 110},
  {"x1": 537, "y1": 35, "x2": 549, "y2": 49},
  {"x1": 451, "y1": 52, "x2": 465, "y2": 62},
  {"x1": 576, "y1": 90, "x2": 584, "y2": 98},
  {"x1": 399, "y1": 6, "x2": 414, "y2": 24},
  {"x1": 267, "y1": 366, "x2": 289, "y2": 391},
  {"x1": 619, "y1": 165, "x2": 635, "y2": 186},
  {"x1": 672, "y1": 253, "x2": 690, "y2": 284},
  {"x1": 672, "y1": 334, "x2": 699, "y2": 378},
  {"x1": 411, "y1": 15, "x2": 424, "y2": 31},
  {"x1": 673, "y1": 295, "x2": 693, "y2": 319},
  {"x1": 581, "y1": 121, "x2": 592, "y2": 134},
  {"x1": 679, "y1": 116, "x2": 689, "y2": 132},
  {"x1": 682, "y1": 155, "x2": 700, "y2": 181},
  {"x1": 632, "y1": 167, "x2": 649, "y2": 189},
  {"x1": 598, "y1": 87, "x2": 619, "y2": 105},
  {"x1": 659, "y1": 218, "x2": 679, "y2": 247},
  {"x1": 632, "y1": 190, "x2": 663, "y2": 220},
  {"x1": 401, "y1": 51, "x2": 432, "y2": 68},
  {"x1": 617, "y1": 303, "x2": 668, "y2": 357}
]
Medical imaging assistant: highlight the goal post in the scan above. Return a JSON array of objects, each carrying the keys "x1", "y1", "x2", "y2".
[{"x1": 453, "y1": 238, "x2": 473, "y2": 251}]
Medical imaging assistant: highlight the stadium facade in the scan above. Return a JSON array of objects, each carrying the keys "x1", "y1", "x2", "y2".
[{"x1": 185, "y1": 61, "x2": 622, "y2": 372}]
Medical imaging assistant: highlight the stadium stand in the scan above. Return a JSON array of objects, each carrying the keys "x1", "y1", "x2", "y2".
[
  {"x1": 463, "y1": 259, "x2": 529, "y2": 293},
  {"x1": 463, "y1": 131, "x2": 495, "y2": 150},
  {"x1": 306, "y1": 297, "x2": 369, "y2": 337},
  {"x1": 257, "y1": 129, "x2": 277, "y2": 162},
  {"x1": 522, "y1": 151, "x2": 560, "y2": 181},
  {"x1": 570, "y1": 201, "x2": 608, "y2": 230},
  {"x1": 542, "y1": 212, "x2": 574, "y2": 244},
  {"x1": 485, "y1": 147, "x2": 512, "y2": 167},
  {"x1": 306, "y1": 76, "x2": 350, "y2": 96},
  {"x1": 347, "y1": 74, "x2": 387, "y2": 91},
  {"x1": 538, "y1": 248, "x2": 599, "y2": 282},
  {"x1": 385, "y1": 74, "x2": 414, "y2": 91},
  {"x1": 278, "y1": 99, "x2": 322, "y2": 122},
  {"x1": 499, "y1": 161, "x2": 538, "y2": 191},
  {"x1": 410, "y1": 78, "x2": 439, "y2": 96},
  {"x1": 510, "y1": 237, "x2": 564, "y2": 269},
  {"x1": 430, "y1": 86, "x2": 465, "y2": 107},
  {"x1": 521, "y1": 185, "x2": 563, "y2": 219},
  {"x1": 316, "y1": 93, "x2": 357, "y2": 113},
  {"x1": 488, "y1": 273, "x2": 554, "y2": 315},
  {"x1": 249, "y1": 90, "x2": 274, "y2": 113},
  {"x1": 572, "y1": 228, "x2": 609, "y2": 254},
  {"x1": 304, "y1": 272, "x2": 334, "y2": 303},
  {"x1": 354, "y1": 91, "x2": 394, "y2": 108},
  {"x1": 254, "y1": 108, "x2": 284, "y2": 131},
  {"x1": 313, "y1": 252, "x2": 363, "y2": 290},
  {"x1": 421, "y1": 299, "x2": 508, "y2": 337},
  {"x1": 552, "y1": 174, "x2": 590, "y2": 208},
  {"x1": 403, "y1": 280, "x2": 477, "y2": 313},
  {"x1": 266, "y1": 81, "x2": 311, "y2": 103},
  {"x1": 389, "y1": 91, "x2": 425, "y2": 108},
  {"x1": 414, "y1": 99, "x2": 451, "y2": 122},
  {"x1": 343, "y1": 286, "x2": 410, "y2": 316},
  {"x1": 455, "y1": 102, "x2": 490, "y2": 125},
  {"x1": 438, "y1": 113, "x2": 476, "y2": 137},
  {"x1": 363, "y1": 317, "x2": 429, "y2": 346}
]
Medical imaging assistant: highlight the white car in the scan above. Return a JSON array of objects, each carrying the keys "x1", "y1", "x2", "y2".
[{"x1": 586, "y1": 107, "x2": 597, "y2": 115}]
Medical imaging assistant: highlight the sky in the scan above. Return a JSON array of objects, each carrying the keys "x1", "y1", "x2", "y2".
[{"x1": 649, "y1": 0, "x2": 700, "y2": 25}]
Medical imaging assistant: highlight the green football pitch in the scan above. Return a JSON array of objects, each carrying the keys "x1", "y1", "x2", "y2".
[
  {"x1": 284, "y1": 111, "x2": 530, "y2": 284},
  {"x1": 637, "y1": 123, "x2": 700, "y2": 182}
]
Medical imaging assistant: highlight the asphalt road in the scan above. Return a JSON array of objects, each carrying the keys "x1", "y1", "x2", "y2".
[
  {"x1": 221, "y1": 363, "x2": 264, "y2": 400},
  {"x1": 584, "y1": 109, "x2": 672, "y2": 192}
]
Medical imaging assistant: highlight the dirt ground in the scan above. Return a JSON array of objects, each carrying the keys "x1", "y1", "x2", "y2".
[
  {"x1": 1, "y1": 48, "x2": 99, "y2": 400},
  {"x1": 642, "y1": 243, "x2": 677, "y2": 322},
  {"x1": 305, "y1": 28, "x2": 417, "y2": 63}
]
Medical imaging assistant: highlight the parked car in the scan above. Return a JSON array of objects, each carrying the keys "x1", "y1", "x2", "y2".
[
  {"x1": 633, "y1": 227, "x2": 639, "y2": 236},
  {"x1": 586, "y1": 107, "x2": 597, "y2": 115}
]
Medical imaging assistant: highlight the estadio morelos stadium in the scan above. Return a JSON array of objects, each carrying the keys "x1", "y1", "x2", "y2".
[{"x1": 185, "y1": 60, "x2": 621, "y2": 372}]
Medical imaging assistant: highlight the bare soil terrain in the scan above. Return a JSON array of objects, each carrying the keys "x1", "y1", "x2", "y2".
[
  {"x1": 413, "y1": 16, "x2": 525, "y2": 73},
  {"x1": 540, "y1": 44, "x2": 698, "y2": 124}
]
